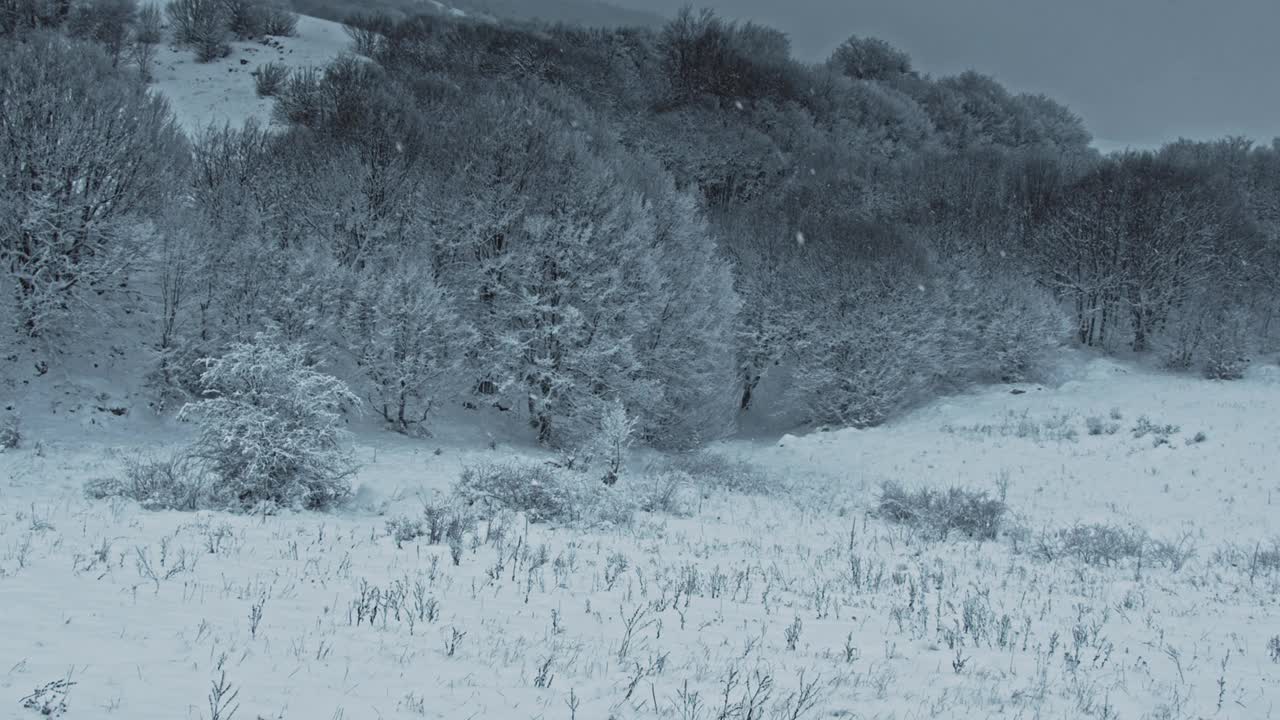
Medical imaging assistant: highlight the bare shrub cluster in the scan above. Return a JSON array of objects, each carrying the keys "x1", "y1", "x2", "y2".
[
  {"x1": 876, "y1": 482, "x2": 1008, "y2": 540},
  {"x1": 0, "y1": 412, "x2": 19, "y2": 450},
  {"x1": 85, "y1": 454, "x2": 209, "y2": 511},
  {"x1": 1035, "y1": 523, "x2": 1195, "y2": 570}
]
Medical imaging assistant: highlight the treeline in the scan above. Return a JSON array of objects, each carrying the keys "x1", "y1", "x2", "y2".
[{"x1": 3, "y1": 1, "x2": 1278, "y2": 449}]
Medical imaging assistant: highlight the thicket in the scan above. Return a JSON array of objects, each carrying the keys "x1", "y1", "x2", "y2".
[{"x1": 5, "y1": 4, "x2": 1279, "y2": 460}]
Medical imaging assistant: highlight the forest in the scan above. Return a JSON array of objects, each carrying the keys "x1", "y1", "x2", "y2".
[{"x1": 3, "y1": 0, "x2": 1279, "y2": 450}]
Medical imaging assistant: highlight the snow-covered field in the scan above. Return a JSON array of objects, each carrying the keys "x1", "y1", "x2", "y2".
[{"x1": 3, "y1": 356, "x2": 1279, "y2": 719}]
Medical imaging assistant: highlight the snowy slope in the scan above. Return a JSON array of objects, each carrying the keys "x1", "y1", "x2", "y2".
[{"x1": 151, "y1": 14, "x2": 351, "y2": 135}]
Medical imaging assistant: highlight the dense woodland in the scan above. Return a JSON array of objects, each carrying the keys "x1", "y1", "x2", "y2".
[{"x1": 3, "y1": 0, "x2": 1280, "y2": 450}]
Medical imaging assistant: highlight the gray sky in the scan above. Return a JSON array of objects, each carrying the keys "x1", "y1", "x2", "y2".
[{"x1": 614, "y1": 0, "x2": 1280, "y2": 149}]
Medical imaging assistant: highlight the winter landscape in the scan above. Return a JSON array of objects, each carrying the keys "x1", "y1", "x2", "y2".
[{"x1": 2, "y1": 0, "x2": 1280, "y2": 718}]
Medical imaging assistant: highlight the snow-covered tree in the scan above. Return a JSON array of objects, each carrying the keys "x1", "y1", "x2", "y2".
[
  {"x1": 346, "y1": 262, "x2": 473, "y2": 434},
  {"x1": 0, "y1": 34, "x2": 185, "y2": 336},
  {"x1": 626, "y1": 170, "x2": 741, "y2": 447},
  {"x1": 165, "y1": 0, "x2": 227, "y2": 61},
  {"x1": 584, "y1": 399, "x2": 636, "y2": 486},
  {"x1": 487, "y1": 179, "x2": 662, "y2": 445},
  {"x1": 67, "y1": 0, "x2": 136, "y2": 66}
]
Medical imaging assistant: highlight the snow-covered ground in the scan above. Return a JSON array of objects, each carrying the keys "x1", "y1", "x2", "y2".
[
  {"x1": 3, "y1": 356, "x2": 1279, "y2": 718},
  {"x1": 151, "y1": 14, "x2": 351, "y2": 135}
]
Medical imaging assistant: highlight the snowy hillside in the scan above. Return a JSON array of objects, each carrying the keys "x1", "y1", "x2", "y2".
[
  {"x1": 151, "y1": 14, "x2": 350, "y2": 134},
  {"x1": 3, "y1": 358, "x2": 1279, "y2": 718},
  {"x1": 6, "y1": 3, "x2": 1280, "y2": 719}
]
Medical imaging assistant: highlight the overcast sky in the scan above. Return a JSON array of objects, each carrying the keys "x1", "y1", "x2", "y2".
[{"x1": 613, "y1": 0, "x2": 1280, "y2": 150}]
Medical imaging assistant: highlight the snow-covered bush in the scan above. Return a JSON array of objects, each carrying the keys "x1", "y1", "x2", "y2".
[
  {"x1": 0, "y1": 412, "x2": 19, "y2": 450},
  {"x1": 454, "y1": 462, "x2": 584, "y2": 524},
  {"x1": 386, "y1": 498, "x2": 472, "y2": 548},
  {"x1": 454, "y1": 462, "x2": 633, "y2": 526},
  {"x1": 1084, "y1": 415, "x2": 1119, "y2": 436},
  {"x1": 179, "y1": 337, "x2": 360, "y2": 511},
  {"x1": 84, "y1": 453, "x2": 208, "y2": 510},
  {"x1": 629, "y1": 470, "x2": 695, "y2": 516},
  {"x1": 253, "y1": 61, "x2": 288, "y2": 96},
  {"x1": 1132, "y1": 415, "x2": 1179, "y2": 446},
  {"x1": 1035, "y1": 523, "x2": 1194, "y2": 570},
  {"x1": 1201, "y1": 306, "x2": 1249, "y2": 380},
  {"x1": 666, "y1": 451, "x2": 774, "y2": 495},
  {"x1": 582, "y1": 400, "x2": 636, "y2": 486},
  {"x1": 876, "y1": 482, "x2": 1007, "y2": 541}
]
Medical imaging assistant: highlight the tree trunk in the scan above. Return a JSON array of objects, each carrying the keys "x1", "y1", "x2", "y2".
[{"x1": 739, "y1": 372, "x2": 760, "y2": 411}]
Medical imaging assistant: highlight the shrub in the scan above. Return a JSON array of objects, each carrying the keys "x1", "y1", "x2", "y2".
[
  {"x1": 166, "y1": 0, "x2": 228, "y2": 61},
  {"x1": 343, "y1": 11, "x2": 391, "y2": 56},
  {"x1": 876, "y1": 482, "x2": 1007, "y2": 540},
  {"x1": 84, "y1": 453, "x2": 208, "y2": 510},
  {"x1": 258, "y1": 1, "x2": 294, "y2": 35},
  {"x1": 1132, "y1": 416, "x2": 1179, "y2": 446},
  {"x1": 387, "y1": 499, "x2": 472, "y2": 548},
  {"x1": 271, "y1": 65, "x2": 323, "y2": 125},
  {"x1": 629, "y1": 470, "x2": 695, "y2": 516},
  {"x1": 178, "y1": 336, "x2": 360, "y2": 511},
  {"x1": 0, "y1": 413, "x2": 19, "y2": 450},
  {"x1": 421, "y1": 500, "x2": 470, "y2": 545},
  {"x1": 1041, "y1": 523, "x2": 1145, "y2": 567},
  {"x1": 133, "y1": 1, "x2": 161, "y2": 43},
  {"x1": 0, "y1": 0, "x2": 70, "y2": 34},
  {"x1": 220, "y1": 0, "x2": 263, "y2": 38},
  {"x1": 1203, "y1": 354, "x2": 1247, "y2": 381},
  {"x1": 666, "y1": 451, "x2": 773, "y2": 494},
  {"x1": 67, "y1": 0, "x2": 137, "y2": 65},
  {"x1": 1036, "y1": 522, "x2": 1194, "y2": 570},
  {"x1": 584, "y1": 400, "x2": 636, "y2": 486},
  {"x1": 454, "y1": 462, "x2": 633, "y2": 526},
  {"x1": 455, "y1": 462, "x2": 583, "y2": 524},
  {"x1": 253, "y1": 60, "x2": 287, "y2": 96},
  {"x1": 1201, "y1": 306, "x2": 1249, "y2": 380},
  {"x1": 385, "y1": 515, "x2": 423, "y2": 548},
  {"x1": 1084, "y1": 415, "x2": 1119, "y2": 436},
  {"x1": 943, "y1": 411, "x2": 1079, "y2": 442}
]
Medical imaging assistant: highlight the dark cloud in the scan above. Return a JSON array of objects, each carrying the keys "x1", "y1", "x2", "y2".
[{"x1": 614, "y1": 0, "x2": 1280, "y2": 148}]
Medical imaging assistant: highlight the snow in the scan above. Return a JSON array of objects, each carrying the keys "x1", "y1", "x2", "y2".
[
  {"x1": 746, "y1": 356, "x2": 1280, "y2": 545},
  {"x1": 3, "y1": 355, "x2": 1280, "y2": 717},
  {"x1": 150, "y1": 14, "x2": 351, "y2": 135}
]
